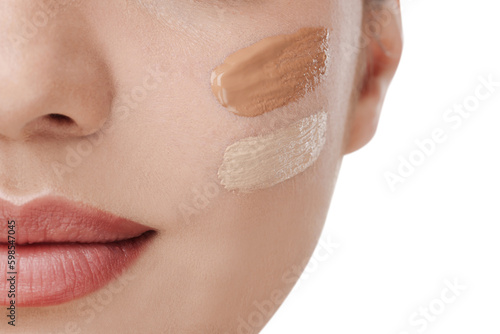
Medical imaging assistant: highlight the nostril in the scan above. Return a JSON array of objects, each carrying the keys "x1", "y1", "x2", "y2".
[{"x1": 47, "y1": 113, "x2": 74, "y2": 125}]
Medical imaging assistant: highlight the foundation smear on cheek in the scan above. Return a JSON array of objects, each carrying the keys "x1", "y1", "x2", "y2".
[
  {"x1": 218, "y1": 112, "x2": 327, "y2": 192},
  {"x1": 211, "y1": 27, "x2": 329, "y2": 117}
]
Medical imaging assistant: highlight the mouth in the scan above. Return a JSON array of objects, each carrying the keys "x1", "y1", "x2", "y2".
[{"x1": 0, "y1": 196, "x2": 156, "y2": 307}]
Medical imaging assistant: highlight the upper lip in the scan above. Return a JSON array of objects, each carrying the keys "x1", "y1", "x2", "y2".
[{"x1": 0, "y1": 196, "x2": 152, "y2": 245}]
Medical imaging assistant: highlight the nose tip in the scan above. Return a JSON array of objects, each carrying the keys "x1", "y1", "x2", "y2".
[
  {"x1": 0, "y1": 54, "x2": 114, "y2": 140},
  {"x1": 0, "y1": 3, "x2": 114, "y2": 140}
]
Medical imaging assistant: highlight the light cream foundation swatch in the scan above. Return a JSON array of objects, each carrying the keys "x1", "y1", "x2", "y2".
[
  {"x1": 218, "y1": 112, "x2": 328, "y2": 192},
  {"x1": 211, "y1": 27, "x2": 329, "y2": 117}
]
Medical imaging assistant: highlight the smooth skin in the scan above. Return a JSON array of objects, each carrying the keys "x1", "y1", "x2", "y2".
[{"x1": 0, "y1": 0, "x2": 402, "y2": 333}]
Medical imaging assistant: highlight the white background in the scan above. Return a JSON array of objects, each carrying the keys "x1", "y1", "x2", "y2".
[{"x1": 263, "y1": 0, "x2": 500, "y2": 333}]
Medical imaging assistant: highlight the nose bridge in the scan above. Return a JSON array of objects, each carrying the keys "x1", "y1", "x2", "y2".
[{"x1": 0, "y1": 1, "x2": 114, "y2": 140}]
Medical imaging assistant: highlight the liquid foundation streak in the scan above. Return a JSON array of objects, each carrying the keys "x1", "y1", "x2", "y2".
[
  {"x1": 218, "y1": 112, "x2": 328, "y2": 192},
  {"x1": 211, "y1": 27, "x2": 329, "y2": 117}
]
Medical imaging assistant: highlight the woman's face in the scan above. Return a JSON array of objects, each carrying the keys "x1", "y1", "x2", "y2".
[{"x1": 0, "y1": 0, "x2": 401, "y2": 333}]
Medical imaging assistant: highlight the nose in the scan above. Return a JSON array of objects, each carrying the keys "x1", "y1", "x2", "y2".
[{"x1": 0, "y1": 1, "x2": 114, "y2": 140}]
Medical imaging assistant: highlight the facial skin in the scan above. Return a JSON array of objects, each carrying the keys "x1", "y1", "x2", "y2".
[{"x1": 0, "y1": 0, "x2": 402, "y2": 333}]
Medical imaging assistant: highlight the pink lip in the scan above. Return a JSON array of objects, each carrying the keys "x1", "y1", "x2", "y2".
[{"x1": 0, "y1": 196, "x2": 155, "y2": 307}]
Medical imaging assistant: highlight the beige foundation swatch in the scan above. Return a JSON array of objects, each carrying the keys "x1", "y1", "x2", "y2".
[
  {"x1": 211, "y1": 27, "x2": 329, "y2": 117},
  {"x1": 218, "y1": 112, "x2": 328, "y2": 192}
]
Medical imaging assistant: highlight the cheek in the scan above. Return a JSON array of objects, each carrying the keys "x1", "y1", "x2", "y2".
[{"x1": 65, "y1": 0, "x2": 362, "y2": 229}]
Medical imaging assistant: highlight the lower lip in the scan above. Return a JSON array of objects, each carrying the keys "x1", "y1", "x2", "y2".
[{"x1": 0, "y1": 231, "x2": 154, "y2": 307}]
